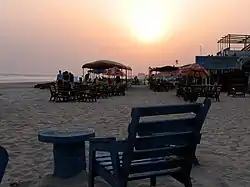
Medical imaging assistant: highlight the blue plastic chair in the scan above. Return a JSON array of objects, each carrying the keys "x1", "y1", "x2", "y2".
[{"x1": 0, "y1": 146, "x2": 8, "y2": 183}]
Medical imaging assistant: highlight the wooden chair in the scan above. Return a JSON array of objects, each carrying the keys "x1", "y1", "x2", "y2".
[
  {"x1": 57, "y1": 82, "x2": 71, "y2": 101},
  {"x1": 176, "y1": 85, "x2": 185, "y2": 97},
  {"x1": 49, "y1": 84, "x2": 67, "y2": 102},
  {"x1": 76, "y1": 84, "x2": 87, "y2": 101},
  {"x1": 228, "y1": 84, "x2": 246, "y2": 97},
  {"x1": 78, "y1": 85, "x2": 97, "y2": 102},
  {"x1": 203, "y1": 86, "x2": 221, "y2": 102},
  {"x1": 183, "y1": 87, "x2": 198, "y2": 103},
  {"x1": 95, "y1": 85, "x2": 108, "y2": 99},
  {"x1": 49, "y1": 84, "x2": 57, "y2": 102},
  {"x1": 0, "y1": 146, "x2": 8, "y2": 183},
  {"x1": 118, "y1": 84, "x2": 126, "y2": 96},
  {"x1": 103, "y1": 85, "x2": 110, "y2": 98},
  {"x1": 89, "y1": 99, "x2": 211, "y2": 187}
]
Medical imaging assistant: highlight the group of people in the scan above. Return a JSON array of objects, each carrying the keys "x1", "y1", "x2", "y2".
[
  {"x1": 57, "y1": 70, "x2": 75, "y2": 82},
  {"x1": 57, "y1": 70, "x2": 122, "y2": 85}
]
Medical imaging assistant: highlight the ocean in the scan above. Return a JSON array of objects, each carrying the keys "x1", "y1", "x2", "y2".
[{"x1": 0, "y1": 73, "x2": 56, "y2": 83}]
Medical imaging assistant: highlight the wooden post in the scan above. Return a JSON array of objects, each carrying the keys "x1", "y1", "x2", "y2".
[{"x1": 126, "y1": 69, "x2": 128, "y2": 86}]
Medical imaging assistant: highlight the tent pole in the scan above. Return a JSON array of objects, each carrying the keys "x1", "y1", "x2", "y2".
[{"x1": 126, "y1": 69, "x2": 128, "y2": 86}]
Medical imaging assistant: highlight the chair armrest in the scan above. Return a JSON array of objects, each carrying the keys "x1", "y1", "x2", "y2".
[
  {"x1": 89, "y1": 137, "x2": 128, "y2": 152},
  {"x1": 89, "y1": 137, "x2": 116, "y2": 151},
  {"x1": 90, "y1": 137, "x2": 116, "y2": 143},
  {"x1": 115, "y1": 139, "x2": 128, "y2": 152}
]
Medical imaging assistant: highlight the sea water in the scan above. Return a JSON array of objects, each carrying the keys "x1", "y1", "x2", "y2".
[{"x1": 0, "y1": 73, "x2": 56, "y2": 83}]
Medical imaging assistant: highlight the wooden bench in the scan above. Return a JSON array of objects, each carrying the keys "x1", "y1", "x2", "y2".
[
  {"x1": 88, "y1": 99, "x2": 211, "y2": 187},
  {"x1": 0, "y1": 146, "x2": 8, "y2": 183}
]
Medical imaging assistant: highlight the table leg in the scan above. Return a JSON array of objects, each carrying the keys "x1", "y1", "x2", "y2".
[{"x1": 53, "y1": 142, "x2": 86, "y2": 178}]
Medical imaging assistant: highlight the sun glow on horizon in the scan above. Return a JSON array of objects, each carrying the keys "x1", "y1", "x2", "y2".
[{"x1": 127, "y1": 0, "x2": 176, "y2": 43}]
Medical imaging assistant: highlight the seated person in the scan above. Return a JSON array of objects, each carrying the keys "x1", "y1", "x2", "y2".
[
  {"x1": 85, "y1": 73, "x2": 90, "y2": 82},
  {"x1": 116, "y1": 76, "x2": 121, "y2": 84}
]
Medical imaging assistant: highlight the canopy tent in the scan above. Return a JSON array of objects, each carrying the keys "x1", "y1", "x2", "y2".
[
  {"x1": 149, "y1": 65, "x2": 179, "y2": 74},
  {"x1": 88, "y1": 69, "x2": 106, "y2": 74},
  {"x1": 82, "y1": 60, "x2": 132, "y2": 84},
  {"x1": 82, "y1": 60, "x2": 132, "y2": 70},
  {"x1": 180, "y1": 64, "x2": 193, "y2": 68},
  {"x1": 179, "y1": 63, "x2": 209, "y2": 78},
  {"x1": 154, "y1": 70, "x2": 180, "y2": 78}
]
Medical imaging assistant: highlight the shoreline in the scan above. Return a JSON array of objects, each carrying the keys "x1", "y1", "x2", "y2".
[{"x1": 0, "y1": 81, "x2": 52, "y2": 89}]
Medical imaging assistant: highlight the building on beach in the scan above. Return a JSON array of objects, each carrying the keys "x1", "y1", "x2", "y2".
[{"x1": 196, "y1": 34, "x2": 250, "y2": 91}]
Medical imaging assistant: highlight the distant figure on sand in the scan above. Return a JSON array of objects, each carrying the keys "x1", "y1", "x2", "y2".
[
  {"x1": 63, "y1": 71, "x2": 70, "y2": 81},
  {"x1": 85, "y1": 72, "x2": 90, "y2": 82},
  {"x1": 69, "y1": 72, "x2": 74, "y2": 83},
  {"x1": 57, "y1": 70, "x2": 63, "y2": 81},
  {"x1": 108, "y1": 78, "x2": 112, "y2": 84},
  {"x1": 74, "y1": 75, "x2": 79, "y2": 82},
  {"x1": 116, "y1": 76, "x2": 121, "y2": 84}
]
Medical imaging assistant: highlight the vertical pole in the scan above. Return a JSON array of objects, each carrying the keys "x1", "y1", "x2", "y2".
[
  {"x1": 219, "y1": 42, "x2": 221, "y2": 55},
  {"x1": 244, "y1": 36, "x2": 247, "y2": 48},
  {"x1": 126, "y1": 69, "x2": 128, "y2": 86},
  {"x1": 222, "y1": 37, "x2": 224, "y2": 55},
  {"x1": 222, "y1": 39, "x2": 224, "y2": 52}
]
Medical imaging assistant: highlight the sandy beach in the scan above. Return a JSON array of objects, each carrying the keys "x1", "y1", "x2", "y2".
[{"x1": 0, "y1": 83, "x2": 250, "y2": 186}]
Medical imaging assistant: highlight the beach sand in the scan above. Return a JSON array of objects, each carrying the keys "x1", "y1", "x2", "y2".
[{"x1": 0, "y1": 83, "x2": 250, "y2": 186}]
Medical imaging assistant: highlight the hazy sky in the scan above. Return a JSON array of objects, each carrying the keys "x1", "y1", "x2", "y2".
[{"x1": 1, "y1": 0, "x2": 250, "y2": 75}]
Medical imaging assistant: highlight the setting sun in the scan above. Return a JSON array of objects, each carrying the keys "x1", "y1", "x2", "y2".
[{"x1": 127, "y1": 0, "x2": 174, "y2": 43}]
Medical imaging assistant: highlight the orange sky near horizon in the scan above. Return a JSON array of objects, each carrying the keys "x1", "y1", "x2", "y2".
[{"x1": 1, "y1": 0, "x2": 250, "y2": 75}]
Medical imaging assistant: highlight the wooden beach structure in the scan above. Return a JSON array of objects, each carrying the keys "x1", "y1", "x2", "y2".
[
  {"x1": 82, "y1": 60, "x2": 132, "y2": 83},
  {"x1": 196, "y1": 34, "x2": 250, "y2": 91}
]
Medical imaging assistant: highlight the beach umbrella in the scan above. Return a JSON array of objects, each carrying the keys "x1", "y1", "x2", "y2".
[
  {"x1": 82, "y1": 60, "x2": 132, "y2": 70},
  {"x1": 156, "y1": 70, "x2": 180, "y2": 77},
  {"x1": 180, "y1": 64, "x2": 209, "y2": 78}
]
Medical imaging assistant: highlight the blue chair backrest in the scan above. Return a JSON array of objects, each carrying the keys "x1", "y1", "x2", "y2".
[
  {"x1": 122, "y1": 99, "x2": 211, "y2": 176},
  {"x1": 0, "y1": 146, "x2": 8, "y2": 183}
]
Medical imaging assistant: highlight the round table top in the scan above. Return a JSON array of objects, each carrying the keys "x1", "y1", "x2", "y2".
[{"x1": 38, "y1": 128, "x2": 95, "y2": 144}]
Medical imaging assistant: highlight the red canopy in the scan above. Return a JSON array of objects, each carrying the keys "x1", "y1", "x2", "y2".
[
  {"x1": 104, "y1": 67, "x2": 125, "y2": 76},
  {"x1": 180, "y1": 64, "x2": 209, "y2": 78}
]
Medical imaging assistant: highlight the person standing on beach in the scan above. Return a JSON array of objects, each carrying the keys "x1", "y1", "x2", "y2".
[
  {"x1": 116, "y1": 75, "x2": 121, "y2": 84},
  {"x1": 63, "y1": 71, "x2": 70, "y2": 81},
  {"x1": 69, "y1": 72, "x2": 74, "y2": 83},
  {"x1": 57, "y1": 70, "x2": 63, "y2": 81},
  {"x1": 85, "y1": 72, "x2": 90, "y2": 82}
]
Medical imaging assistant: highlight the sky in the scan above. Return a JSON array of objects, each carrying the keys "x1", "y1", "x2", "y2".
[{"x1": 1, "y1": 0, "x2": 250, "y2": 75}]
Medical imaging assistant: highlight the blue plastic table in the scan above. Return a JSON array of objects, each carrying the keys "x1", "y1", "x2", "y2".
[{"x1": 38, "y1": 128, "x2": 95, "y2": 178}]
